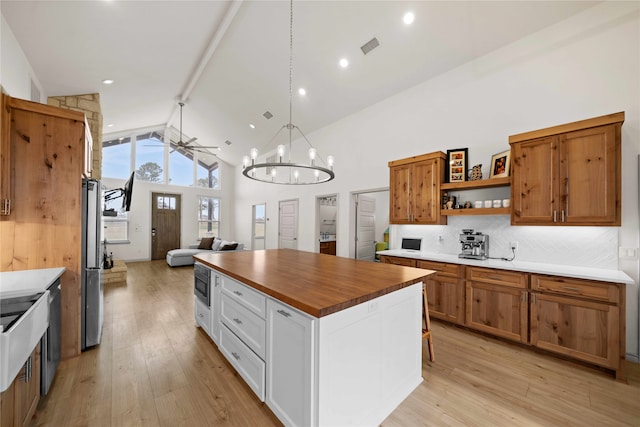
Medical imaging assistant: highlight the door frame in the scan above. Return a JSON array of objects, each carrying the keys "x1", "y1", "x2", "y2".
[
  {"x1": 315, "y1": 194, "x2": 338, "y2": 254},
  {"x1": 349, "y1": 187, "x2": 389, "y2": 259},
  {"x1": 150, "y1": 191, "x2": 182, "y2": 260}
]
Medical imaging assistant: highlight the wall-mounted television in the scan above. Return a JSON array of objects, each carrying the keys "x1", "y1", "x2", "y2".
[{"x1": 122, "y1": 171, "x2": 134, "y2": 212}]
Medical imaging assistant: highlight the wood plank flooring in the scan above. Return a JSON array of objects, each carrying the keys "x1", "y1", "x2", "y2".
[{"x1": 31, "y1": 260, "x2": 640, "y2": 426}]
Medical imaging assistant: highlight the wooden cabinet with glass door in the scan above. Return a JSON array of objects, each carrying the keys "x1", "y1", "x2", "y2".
[
  {"x1": 389, "y1": 151, "x2": 446, "y2": 225},
  {"x1": 510, "y1": 112, "x2": 623, "y2": 226}
]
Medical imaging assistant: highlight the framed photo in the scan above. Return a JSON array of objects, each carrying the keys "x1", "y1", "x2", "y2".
[
  {"x1": 490, "y1": 149, "x2": 511, "y2": 179},
  {"x1": 446, "y1": 148, "x2": 468, "y2": 183}
]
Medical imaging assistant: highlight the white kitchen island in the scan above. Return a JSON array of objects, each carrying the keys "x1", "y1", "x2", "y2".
[{"x1": 194, "y1": 249, "x2": 434, "y2": 427}]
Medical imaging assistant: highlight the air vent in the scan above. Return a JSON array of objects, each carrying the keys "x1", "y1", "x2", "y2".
[
  {"x1": 360, "y1": 37, "x2": 380, "y2": 55},
  {"x1": 263, "y1": 111, "x2": 273, "y2": 119},
  {"x1": 224, "y1": 140, "x2": 232, "y2": 146}
]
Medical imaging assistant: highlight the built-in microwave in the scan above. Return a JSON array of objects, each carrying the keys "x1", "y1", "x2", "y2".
[{"x1": 194, "y1": 263, "x2": 210, "y2": 307}]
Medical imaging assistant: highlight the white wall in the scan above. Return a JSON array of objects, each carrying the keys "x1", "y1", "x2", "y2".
[
  {"x1": 234, "y1": 3, "x2": 640, "y2": 358},
  {"x1": 0, "y1": 14, "x2": 44, "y2": 101}
]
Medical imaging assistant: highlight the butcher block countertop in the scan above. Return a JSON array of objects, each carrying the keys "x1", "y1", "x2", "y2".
[{"x1": 194, "y1": 249, "x2": 433, "y2": 318}]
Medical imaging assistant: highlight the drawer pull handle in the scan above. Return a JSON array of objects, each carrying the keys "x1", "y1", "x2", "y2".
[
  {"x1": 487, "y1": 276, "x2": 502, "y2": 281},
  {"x1": 233, "y1": 290, "x2": 243, "y2": 296},
  {"x1": 233, "y1": 317, "x2": 243, "y2": 325},
  {"x1": 198, "y1": 313, "x2": 204, "y2": 318},
  {"x1": 277, "y1": 309, "x2": 291, "y2": 318},
  {"x1": 231, "y1": 352, "x2": 241, "y2": 360},
  {"x1": 560, "y1": 286, "x2": 582, "y2": 293}
]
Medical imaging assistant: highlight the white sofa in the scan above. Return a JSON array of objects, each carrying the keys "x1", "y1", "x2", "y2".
[{"x1": 166, "y1": 238, "x2": 244, "y2": 267}]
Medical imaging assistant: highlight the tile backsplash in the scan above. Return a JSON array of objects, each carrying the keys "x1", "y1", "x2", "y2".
[{"x1": 391, "y1": 215, "x2": 618, "y2": 269}]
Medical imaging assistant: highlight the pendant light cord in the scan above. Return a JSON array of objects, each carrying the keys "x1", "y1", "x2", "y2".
[{"x1": 288, "y1": 0, "x2": 294, "y2": 150}]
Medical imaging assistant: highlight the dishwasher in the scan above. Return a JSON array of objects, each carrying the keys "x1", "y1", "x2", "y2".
[{"x1": 40, "y1": 278, "x2": 61, "y2": 395}]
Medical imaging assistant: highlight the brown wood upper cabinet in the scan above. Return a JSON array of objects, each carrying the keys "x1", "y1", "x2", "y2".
[
  {"x1": 389, "y1": 151, "x2": 446, "y2": 225},
  {"x1": 510, "y1": 112, "x2": 623, "y2": 226},
  {"x1": 0, "y1": 94, "x2": 11, "y2": 215}
]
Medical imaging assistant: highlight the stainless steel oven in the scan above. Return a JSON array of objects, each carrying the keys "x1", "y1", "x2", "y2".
[{"x1": 194, "y1": 263, "x2": 211, "y2": 306}]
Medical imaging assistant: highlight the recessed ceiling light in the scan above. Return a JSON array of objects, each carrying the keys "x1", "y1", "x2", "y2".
[
  {"x1": 298, "y1": 88, "x2": 306, "y2": 96},
  {"x1": 339, "y1": 58, "x2": 349, "y2": 68},
  {"x1": 403, "y1": 12, "x2": 415, "y2": 25},
  {"x1": 249, "y1": 123, "x2": 256, "y2": 129},
  {"x1": 102, "y1": 79, "x2": 114, "y2": 85},
  {"x1": 107, "y1": 123, "x2": 114, "y2": 127}
]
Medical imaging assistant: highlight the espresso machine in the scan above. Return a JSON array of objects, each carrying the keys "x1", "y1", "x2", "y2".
[{"x1": 459, "y1": 229, "x2": 489, "y2": 260}]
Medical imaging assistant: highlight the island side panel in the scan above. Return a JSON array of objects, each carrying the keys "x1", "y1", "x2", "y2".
[{"x1": 316, "y1": 282, "x2": 423, "y2": 426}]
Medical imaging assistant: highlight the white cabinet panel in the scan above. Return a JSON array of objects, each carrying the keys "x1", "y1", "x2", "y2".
[
  {"x1": 221, "y1": 294, "x2": 266, "y2": 359},
  {"x1": 220, "y1": 324, "x2": 265, "y2": 401},
  {"x1": 211, "y1": 273, "x2": 222, "y2": 345},
  {"x1": 266, "y1": 299, "x2": 315, "y2": 427},
  {"x1": 194, "y1": 297, "x2": 211, "y2": 336}
]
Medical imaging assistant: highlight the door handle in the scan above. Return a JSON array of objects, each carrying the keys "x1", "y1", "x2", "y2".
[{"x1": 151, "y1": 228, "x2": 156, "y2": 237}]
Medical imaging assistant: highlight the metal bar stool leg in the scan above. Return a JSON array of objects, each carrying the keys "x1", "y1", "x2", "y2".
[{"x1": 422, "y1": 283, "x2": 435, "y2": 362}]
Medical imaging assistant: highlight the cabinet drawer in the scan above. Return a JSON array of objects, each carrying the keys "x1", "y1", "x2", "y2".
[
  {"x1": 417, "y1": 260, "x2": 463, "y2": 278},
  {"x1": 531, "y1": 275, "x2": 619, "y2": 303},
  {"x1": 195, "y1": 297, "x2": 211, "y2": 334},
  {"x1": 221, "y1": 294, "x2": 266, "y2": 359},
  {"x1": 222, "y1": 277, "x2": 266, "y2": 318},
  {"x1": 466, "y1": 267, "x2": 527, "y2": 289},
  {"x1": 380, "y1": 256, "x2": 417, "y2": 267},
  {"x1": 220, "y1": 324, "x2": 265, "y2": 401}
]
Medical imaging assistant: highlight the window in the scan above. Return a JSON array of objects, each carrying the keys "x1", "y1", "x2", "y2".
[
  {"x1": 197, "y1": 150, "x2": 220, "y2": 189},
  {"x1": 102, "y1": 127, "x2": 221, "y2": 188},
  {"x1": 135, "y1": 132, "x2": 164, "y2": 183},
  {"x1": 198, "y1": 196, "x2": 220, "y2": 238},
  {"x1": 157, "y1": 195, "x2": 177, "y2": 210},
  {"x1": 102, "y1": 137, "x2": 131, "y2": 179},
  {"x1": 102, "y1": 188, "x2": 129, "y2": 242}
]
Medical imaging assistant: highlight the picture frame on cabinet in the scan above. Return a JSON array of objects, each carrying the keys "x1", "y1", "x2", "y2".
[
  {"x1": 446, "y1": 148, "x2": 468, "y2": 183},
  {"x1": 490, "y1": 149, "x2": 511, "y2": 179}
]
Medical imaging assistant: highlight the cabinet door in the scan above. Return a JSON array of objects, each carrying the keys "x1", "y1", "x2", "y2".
[
  {"x1": 425, "y1": 277, "x2": 464, "y2": 324},
  {"x1": 465, "y1": 282, "x2": 528, "y2": 343},
  {"x1": 560, "y1": 124, "x2": 620, "y2": 225},
  {"x1": 530, "y1": 292, "x2": 619, "y2": 370},
  {"x1": 0, "y1": 376, "x2": 15, "y2": 427},
  {"x1": 15, "y1": 345, "x2": 40, "y2": 427},
  {"x1": 389, "y1": 164, "x2": 411, "y2": 223},
  {"x1": 266, "y1": 299, "x2": 315, "y2": 427},
  {"x1": 412, "y1": 159, "x2": 440, "y2": 224},
  {"x1": 511, "y1": 136, "x2": 558, "y2": 225}
]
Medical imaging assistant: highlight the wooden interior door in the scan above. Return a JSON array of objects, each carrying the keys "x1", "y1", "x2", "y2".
[{"x1": 151, "y1": 192, "x2": 181, "y2": 260}]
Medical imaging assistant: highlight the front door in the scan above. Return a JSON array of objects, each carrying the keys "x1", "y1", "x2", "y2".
[
  {"x1": 279, "y1": 199, "x2": 298, "y2": 249},
  {"x1": 355, "y1": 195, "x2": 376, "y2": 261},
  {"x1": 151, "y1": 192, "x2": 181, "y2": 260}
]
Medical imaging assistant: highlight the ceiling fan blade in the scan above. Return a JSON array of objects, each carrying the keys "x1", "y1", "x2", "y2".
[{"x1": 183, "y1": 136, "x2": 197, "y2": 145}]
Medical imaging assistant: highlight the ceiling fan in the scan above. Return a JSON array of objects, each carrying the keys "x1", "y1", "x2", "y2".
[{"x1": 151, "y1": 102, "x2": 220, "y2": 154}]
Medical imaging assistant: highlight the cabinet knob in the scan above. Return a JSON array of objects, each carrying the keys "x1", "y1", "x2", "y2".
[
  {"x1": 233, "y1": 317, "x2": 243, "y2": 325},
  {"x1": 231, "y1": 352, "x2": 241, "y2": 361}
]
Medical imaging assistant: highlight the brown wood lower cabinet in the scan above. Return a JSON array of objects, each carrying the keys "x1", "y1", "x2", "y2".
[
  {"x1": 417, "y1": 260, "x2": 464, "y2": 325},
  {"x1": 379, "y1": 255, "x2": 627, "y2": 379},
  {"x1": 319, "y1": 241, "x2": 336, "y2": 255},
  {"x1": 464, "y1": 267, "x2": 528, "y2": 343},
  {"x1": 0, "y1": 344, "x2": 40, "y2": 427},
  {"x1": 530, "y1": 274, "x2": 625, "y2": 380}
]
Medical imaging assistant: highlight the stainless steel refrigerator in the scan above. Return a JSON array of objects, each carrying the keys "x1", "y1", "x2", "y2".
[{"x1": 81, "y1": 179, "x2": 103, "y2": 350}]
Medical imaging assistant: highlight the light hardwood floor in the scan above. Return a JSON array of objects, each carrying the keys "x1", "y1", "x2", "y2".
[{"x1": 31, "y1": 260, "x2": 640, "y2": 426}]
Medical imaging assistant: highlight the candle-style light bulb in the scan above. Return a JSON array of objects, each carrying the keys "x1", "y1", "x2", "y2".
[
  {"x1": 242, "y1": 155, "x2": 250, "y2": 168},
  {"x1": 293, "y1": 170, "x2": 299, "y2": 183},
  {"x1": 308, "y1": 148, "x2": 317, "y2": 165},
  {"x1": 277, "y1": 145, "x2": 285, "y2": 162},
  {"x1": 327, "y1": 155, "x2": 334, "y2": 170},
  {"x1": 250, "y1": 148, "x2": 259, "y2": 160}
]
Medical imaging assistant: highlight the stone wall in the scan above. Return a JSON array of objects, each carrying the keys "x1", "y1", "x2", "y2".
[{"x1": 48, "y1": 93, "x2": 103, "y2": 179}]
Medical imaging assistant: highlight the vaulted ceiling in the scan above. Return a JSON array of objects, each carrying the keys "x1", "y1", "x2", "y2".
[{"x1": 1, "y1": 1, "x2": 598, "y2": 166}]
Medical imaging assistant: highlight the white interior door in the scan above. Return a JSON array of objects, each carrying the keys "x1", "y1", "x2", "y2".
[
  {"x1": 252, "y1": 203, "x2": 266, "y2": 250},
  {"x1": 356, "y1": 195, "x2": 376, "y2": 261},
  {"x1": 279, "y1": 199, "x2": 298, "y2": 249}
]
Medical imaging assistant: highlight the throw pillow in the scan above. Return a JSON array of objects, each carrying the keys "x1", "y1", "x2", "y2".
[
  {"x1": 211, "y1": 238, "x2": 223, "y2": 251},
  {"x1": 220, "y1": 242, "x2": 238, "y2": 251},
  {"x1": 198, "y1": 237, "x2": 215, "y2": 250}
]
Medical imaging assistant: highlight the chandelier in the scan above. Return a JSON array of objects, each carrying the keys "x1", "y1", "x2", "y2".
[{"x1": 241, "y1": 0, "x2": 335, "y2": 185}]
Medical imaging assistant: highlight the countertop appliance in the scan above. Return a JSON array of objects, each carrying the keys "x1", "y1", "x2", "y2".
[
  {"x1": 81, "y1": 179, "x2": 103, "y2": 350},
  {"x1": 194, "y1": 263, "x2": 211, "y2": 306},
  {"x1": 40, "y1": 279, "x2": 60, "y2": 395},
  {"x1": 459, "y1": 229, "x2": 489, "y2": 260}
]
